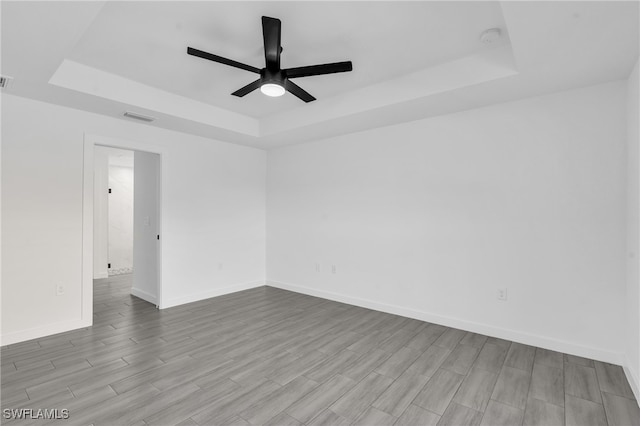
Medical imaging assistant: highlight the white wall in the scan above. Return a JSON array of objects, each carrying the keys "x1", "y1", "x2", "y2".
[
  {"x1": 2, "y1": 78, "x2": 634, "y2": 368},
  {"x1": 108, "y1": 160, "x2": 134, "y2": 276},
  {"x1": 626, "y1": 58, "x2": 640, "y2": 399},
  {"x1": 94, "y1": 147, "x2": 135, "y2": 278},
  {"x1": 267, "y1": 81, "x2": 628, "y2": 363},
  {"x1": 1, "y1": 94, "x2": 266, "y2": 344},
  {"x1": 132, "y1": 150, "x2": 159, "y2": 304}
]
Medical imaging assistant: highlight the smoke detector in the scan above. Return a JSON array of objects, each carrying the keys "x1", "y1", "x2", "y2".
[
  {"x1": 479, "y1": 28, "x2": 502, "y2": 44},
  {"x1": 0, "y1": 75, "x2": 13, "y2": 89}
]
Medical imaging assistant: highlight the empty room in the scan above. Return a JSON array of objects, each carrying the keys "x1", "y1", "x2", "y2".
[{"x1": 1, "y1": 1, "x2": 639, "y2": 425}]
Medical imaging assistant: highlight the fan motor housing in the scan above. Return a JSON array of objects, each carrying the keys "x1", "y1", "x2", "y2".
[{"x1": 261, "y1": 68, "x2": 286, "y2": 86}]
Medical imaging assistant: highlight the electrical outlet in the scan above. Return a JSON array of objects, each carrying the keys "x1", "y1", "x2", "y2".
[
  {"x1": 497, "y1": 288, "x2": 507, "y2": 301},
  {"x1": 331, "y1": 265, "x2": 337, "y2": 274},
  {"x1": 56, "y1": 284, "x2": 65, "y2": 296},
  {"x1": 315, "y1": 263, "x2": 321, "y2": 272}
]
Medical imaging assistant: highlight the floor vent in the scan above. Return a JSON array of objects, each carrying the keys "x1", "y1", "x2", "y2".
[{"x1": 124, "y1": 111, "x2": 156, "y2": 122}]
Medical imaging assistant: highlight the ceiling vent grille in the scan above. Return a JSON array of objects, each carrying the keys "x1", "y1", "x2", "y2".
[
  {"x1": 0, "y1": 76, "x2": 13, "y2": 89},
  {"x1": 123, "y1": 111, "x2": 156, "y2": 122}
]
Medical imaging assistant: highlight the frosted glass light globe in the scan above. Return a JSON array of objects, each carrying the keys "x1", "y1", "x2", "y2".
[{"x1": 260, "y1": 83, "x2": 285, "y2": 97}]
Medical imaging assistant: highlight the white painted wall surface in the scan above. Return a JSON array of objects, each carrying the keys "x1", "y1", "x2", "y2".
[
  {"x1": 132, "y1": 151, "x2": 159, "y2": 304},
  {"x1": 1, "y1": 94, "x2": 266, "y2": 344},
  {"x1": 626, "y1": 58, "x2": 640, "y2": 399},
  {"x1": 93, "y1": 146, "x2": 109, "y2": 279},
  {"x1": 108, "y1": 162, "x2": 134, "y2": 276},
  {"x1": 2, "y1": 100, "x2": 85, "y2": 341},
  {"x1": 267, "y1": 81, "x2": 628, "y2": 363}
]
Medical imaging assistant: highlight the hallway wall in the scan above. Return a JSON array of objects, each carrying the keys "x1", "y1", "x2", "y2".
[
  {"x1": 1, "y1": 94, "x2": 266, "y2": 344},
  {"x1": 108, "y1": 161, "x2": 134, "y2": 276}
]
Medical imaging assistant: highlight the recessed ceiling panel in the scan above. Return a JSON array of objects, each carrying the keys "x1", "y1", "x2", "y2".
[{"x1": 68, "y1": 1, "x2": 509, "y2": 118}]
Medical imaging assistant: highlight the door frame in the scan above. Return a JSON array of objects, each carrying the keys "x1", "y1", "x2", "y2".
[{"x1": 82, "y1": 133, "x2": 165, "y2": 325}]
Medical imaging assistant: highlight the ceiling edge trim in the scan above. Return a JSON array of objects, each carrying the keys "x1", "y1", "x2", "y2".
[
  {"x1": 49, "y1": 60, "x2": 259, "y2": 137},
  {"x1": 260, "y1": 45, "x2": 519, "y2": 137}
]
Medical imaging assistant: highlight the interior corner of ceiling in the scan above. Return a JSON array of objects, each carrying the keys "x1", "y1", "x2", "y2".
[
  {"x1": 59, "y1": 1, "x2": 109, "y2": 61},
  {"x1": 482, "y1": 44, "x2": 519, "y2": 75},
  {"x1": 48, "y1": 59, "x2": 260, "y2": 139},
  {"x1": 48, "y1": 59, "x2": 70, "y2": 86},
  {"x1": 496, "y1": 2, "x2": 527, "y2": 72},
  {"x1": 256, "y1": 115, "x2": 280, "y2": 139},
  {"x1": 255, "y1": 47, "x2": 522, "y2": 142},
  {"x1": 256, "y1": 119, "x2": 265, "y2": 139}
]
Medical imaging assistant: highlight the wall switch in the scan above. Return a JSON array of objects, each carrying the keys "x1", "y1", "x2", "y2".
[
  {"x1": 143, "y1": 216, "x2": 150, "y2": 226},
  {"x1": 218, "y1": 263, "x2": 223, "y2": 271},
  {"x1": 56, "y1": 284, "x2": 65, "y2": 296},
  {"x1": 315, "y1": 263, "x2": 321, "y2": 272},
  {"x1": 497, "y1": 288, "x2": 507, "y2": 301},
  {"x1": 331, "y1": 265, "x2": 337, "y2": 274}
]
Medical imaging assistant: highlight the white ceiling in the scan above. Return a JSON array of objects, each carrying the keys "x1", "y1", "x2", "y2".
[
  {"x1": 68, "y1": 1, "x2": 509, "y2": 118},
  {"x1": 2, "y1": 1, "x2": 638, "y2": 149}
]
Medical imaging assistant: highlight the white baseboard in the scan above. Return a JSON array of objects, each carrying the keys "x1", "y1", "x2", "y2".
[
  {"x1": 1, "y1": 282, "x2": 265, "y2": 346},
  {"x1": 267, "y1": 280, "x2": 625, "y2": 366},
  {"x1": 1, "y1": 318, "x2": 92, "y2": 347},
  {"x1": 623, "y1": 355, "x2": 640, "y2": 404},
  {"x1": 161, "y1": 280, "x2": 265, "y2": 309},
  {"x1": 131, "y1": 287, "x2": 158, "y2": 305},
  {"x1": 94, "y1": 271, "x2": 109, "y2": 279}
]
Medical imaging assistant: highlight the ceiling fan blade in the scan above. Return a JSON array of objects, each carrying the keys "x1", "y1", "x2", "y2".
[
  {"x1": 284, "y1": 61, "x2": 353, "y2": 78},
  {"x1": 262, "y1": 16, "x2": 281, "y2": 70},
  {"x1": 187, "y1": 47, "x2": 261, "y2": 74},
  {"x1": 231, "y1": 79, "x2": 262, "y2": 97},
  {"x1": 284, "y1": 80, "x2": 316, "y2": 103}
]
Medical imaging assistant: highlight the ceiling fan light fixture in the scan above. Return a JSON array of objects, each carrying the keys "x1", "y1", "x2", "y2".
[
  {"x1": 260, "y1": 82, "x2": 285, "y2": 97},
  {"x1": 187, "y1": 16, "x2": 352, "y2": 103}
]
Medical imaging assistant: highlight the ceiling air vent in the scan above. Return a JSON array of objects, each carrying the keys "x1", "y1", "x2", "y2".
[
  {"x1": 123, "y1": 111, "x2": 156, "y2": 122},
  {"x1": 0, "y1": 76, "x2": 13, "y2": 89}
]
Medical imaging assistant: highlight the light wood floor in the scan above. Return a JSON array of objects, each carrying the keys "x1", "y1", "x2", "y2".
[{"x1": 1, "y1": 275, "x2": 638, "y2": 425}]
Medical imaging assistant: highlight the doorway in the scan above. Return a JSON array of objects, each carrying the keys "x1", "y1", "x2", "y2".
[
  {"x1": 93, "y1": 147, "x2": 134, "y2": 279},
  {"x1": 91, "y1": 144, "x2": 161, "y2": 308}
]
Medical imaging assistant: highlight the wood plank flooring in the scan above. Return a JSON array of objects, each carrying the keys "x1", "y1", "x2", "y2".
[{"x1": 1, "y1": 275, "x2": 638, "y2": 425}]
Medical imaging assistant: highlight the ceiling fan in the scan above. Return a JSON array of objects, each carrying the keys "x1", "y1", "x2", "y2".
[{"x1": 187, "y1": 16, "x2": 353, "y2": 103}]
